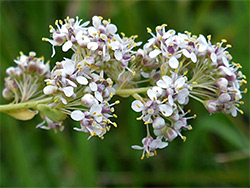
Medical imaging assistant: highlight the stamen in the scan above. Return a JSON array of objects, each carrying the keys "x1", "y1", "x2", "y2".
[
  {"x1": 136, "y1": 116, "x2": 142, "y2": 120},
  {"x1": 147, "y1": 27, "x2": 152, "y2": 33},
  {"x1": 181, "y1": 136, "x2": 186, "y2": 142}
]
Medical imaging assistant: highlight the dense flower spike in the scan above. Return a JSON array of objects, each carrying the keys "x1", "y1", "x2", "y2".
[{"x1": 1, "y1": 16, "x2": 247, "y2": 159}]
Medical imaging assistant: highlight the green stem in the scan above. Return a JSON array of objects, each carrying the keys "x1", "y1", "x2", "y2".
[
  {"x1": 0, "y1": 97, "x2": 53, "y2": 112},
  {"x1": 0, "y1": 87, "x2": 151, "y2": 113},
  {"x1": 115, "y1": 87, "x2": 151, "y2": 97}
]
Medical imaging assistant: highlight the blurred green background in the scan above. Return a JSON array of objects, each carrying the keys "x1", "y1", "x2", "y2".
[{"x1": 0, "y1": 1, "x2": 249, "y2": 187}]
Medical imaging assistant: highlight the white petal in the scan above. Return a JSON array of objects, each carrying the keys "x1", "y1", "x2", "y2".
[
  {"x1": 63, "y1": 60, "x2": 75, "y2": 75},
  {"x1": 131, "y1": 145, "x2": 143, "y2": 150},
  {"x1": 211, "y1": 52, "x2": 217, "y2": 63},
  {"x1": 43, "y1": 85, "x2": 57, "y2": 95},
  {"x1": 92, "y1": 16, "x2": 101, "y2": 28},
  {"x1": 60, "y1": 96, "x2": 67, "y2": 104},
  {"x1": 62, "y1": 41, "x2": 72, "y2": 52},
  {"x1": 162, "y1": 76, "x2": 172, "y2": 86},
  {"x1": 149, "y1": 49, "x2": 161, "y2": 58},
  {"x1": 131, "y1": 100, "x2": 144, "y2": 112},
  {"x1": 159, "y1": 104, "x2": 173, "y2": 117},
  {"x1": 156, "y1": 80, "x2": 167, "y2": 89},
  {"x1": 76, "y1": 76, "x2": 88, "y2": 85},
  {"x1": 169, "y1": 56, "x2": 179, "y2": 69},
  {"x1": 222, "y1": 56, "x2": 229, "y2": 67},
  {"x1": 87, "y1": 42, "x2": 98, "y2": 51},
  {"x1": 190, "y1": 52, "x2": 197, "y2": 63},
  {"x1": 114, "y1": 50, "x2": 123, "y2": 61},
  {"x1": 168, "y1": 95, "x2": 174, "y2": 106},
  {"x1": 175, "y1": 77, "x2": 185, "y2": 88},
  {"x1": 178, "y1": 89, "x2": 189, "y2": 104},
  {"x1": 89, "y1": 82, "x2": 97, "y2": 91},
  {"x1": 71, "y1": 110, "x2": 85, "y2": 121},
  {"x1": 106, "y1": 24, "x2": 117, "y2": 34},
  {"x1": 197, "y1": 35, "x2": 208, "y2": 52},
  {"x1": 66, "y1": 79, "x2": 77, "y2": 87},
  {"x1": 147, "y1": 89, "x2": 157, "y2": 101},
  {"x1": 94, "y1": 91, "x2": 103, "y2": 102},
  {"x1": 182, "y1": 49, "x2": 191, "y2": 58},
  {"x1": 62, "y1": 86, "x2": 74, "y2": 97},
  {"x1": 88, "y1": 26, "x2": 97, "y2": 35}
]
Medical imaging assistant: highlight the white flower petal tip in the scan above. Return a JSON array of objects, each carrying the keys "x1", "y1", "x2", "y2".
[
  {"x1": 149, "y1": 49, "x2": 161, "y2": 58},
  {"x1": 131, "y1": 100, "x2": 144, "y2": 112},
  {"x1": 62, "y1": 41, "x2": 73, "y2": 52},
  {"x1": 76, "y1": 76, "x2": 88, "y2": 85},
  {"x1": 43, "y1": 85, "x2": 57, "y2": 95},
  {"x1": 87, "y1": 42, "x2": 98, "y2": 51},
  {"x1": 169, "y1": 56, "x2": 179, "y2": 69},
  {"x1": 62, "y1": 86, "x2": 74, "y2": 97},
  {"x1": 71, "y1": 110, "x2": 85, "y2": 121}
]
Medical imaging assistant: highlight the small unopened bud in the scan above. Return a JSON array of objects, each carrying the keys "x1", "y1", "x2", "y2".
[
  {"x1": 6, "y1": 67, "x2": 16, "y2": 77},
  {"x1": 152, "y1": 116, "x2": 165, "y2": 129},
  {"x1": 204, "y1": 100, "x2": 219, "y2": 114},
  {"x1": 2, "y1": 88, "x2": 14, "y2": 100},
  {"x1": 165, "y1": 127, "x2": 178, "y2": 141},
  {"x1": 28, "y1": 61, "x2": 37, "y2": 72},
  {"x1": 81, "y1": 94, "x2": 98, "y2": 107},
  {"x1": 218, "y1": 93, "x2": 231, "y2": 103},
  {"x1": 216, "y1": 78, "x2": 228, "y2": 91}
]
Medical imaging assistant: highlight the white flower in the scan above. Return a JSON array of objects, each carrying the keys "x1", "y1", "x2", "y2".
[{"x1": 132, "y1": 136, "x2": 168, "y2": 159}]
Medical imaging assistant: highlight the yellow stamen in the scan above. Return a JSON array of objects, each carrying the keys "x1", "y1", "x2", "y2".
[
  {"x1": 221, "y1": 39, "x2": 227, "y2": 43},
  {"x1": 141, "y1": 155, "x2": 145, "y2": 160},
  {"x1": 182, "y1": 136, "x2": 186, "y2": 142},
  {"x1": 112, "y1": 122, "x2": 117, "y2": 127},
  {"x1": 115, "y1": 100, "x2": 120, "y2": 105},
  {"x1": 207, "y1": 35, "x2": 211, "y2": 41},
  {"x1": 144, "y1": 121, "x2": 150, "y2": 125},
  {"x1": 110, "y1": 92, "x2": 114, "y2": 98},
  {"x1": 226, "y1": 44, "x2": 232, "y2": 48},
  {"x1": 239, "y1": 110, "x2": 244, "y2": 115},
  {"x1": 113, "y1": 114, "x2": 118, "y2": 118},
  {"x1": 163, "y1": 98, "x2": 168, "y2": 103},
  {"x1": 188, "y1": 125, "x2": 193, "y2": 130},
  {"x1": 146, "y1": 27, "x2": 152, "y2": 33},
  {"x1": 193, "y1": 114, "x2": 197, "y2": 119},
  {"x1": 136, "y1": 117, "x2": 142, "y2": 120},
  {"x1": 154, "y1": 150, "x2": 157, "y2": 156}
]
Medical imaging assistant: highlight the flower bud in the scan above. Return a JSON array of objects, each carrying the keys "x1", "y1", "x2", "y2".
[
  {"x1": 81, "y1": 94, "x2": 98, "y2": 107},
  {"x1": 2, "y1": 88, "x2": 14, "y2": 100},
  {"x1": 218, "y1": 93, "x2": 231, "y2": 103},
  {"x1": 216, "y1": 78, "x2": 228, "y2": 91},
  {"x1": 204, "y1": 100, "x2": 219, "y2": 114},
  {"x1": 6, "y1": 67, "x2": 16, "y2": 77},
  {"x1": 164, "y1": 127, "x2": 178, "y2": 141},
  {"x1": 153, "y1": 116, "x2": 165, "y2": 129},
  {"x1": 28, "y1": 61, "x2": 37, "y2": 72}
]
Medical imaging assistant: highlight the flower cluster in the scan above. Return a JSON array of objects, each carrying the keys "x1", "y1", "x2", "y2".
[
  {"x1": 2, "y1": 51, "x2": 50, "y2": 102},
  {"x1": 42, "y1": 16, "x2": 141, "y2": 82},
  {"x1": 131, "y1": 25, "x2": 247, "y2": 159},
  {"x1": 1, "y1": 16, "x2": 247, "y2": 159}
]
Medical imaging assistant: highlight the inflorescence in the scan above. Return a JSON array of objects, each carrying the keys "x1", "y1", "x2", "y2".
[{"x1": 2, "y1": 16, "x2": 247, "y2": 159}]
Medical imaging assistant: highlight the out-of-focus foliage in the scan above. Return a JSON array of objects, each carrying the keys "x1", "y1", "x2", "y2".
[{"x1": 0, "y1": 1, "x2": 249, "y2": 187}]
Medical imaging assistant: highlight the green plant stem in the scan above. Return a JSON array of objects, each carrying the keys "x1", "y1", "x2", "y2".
[
  {"x1": 0, "y1": 97, "x2": 53, "y2": 112},
  {"x1": 115, "y1": 87, "x2": 151, "y2": 96},
  {"x1": 0, "y1": 87, "x2": 151, "y2": 113}
]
